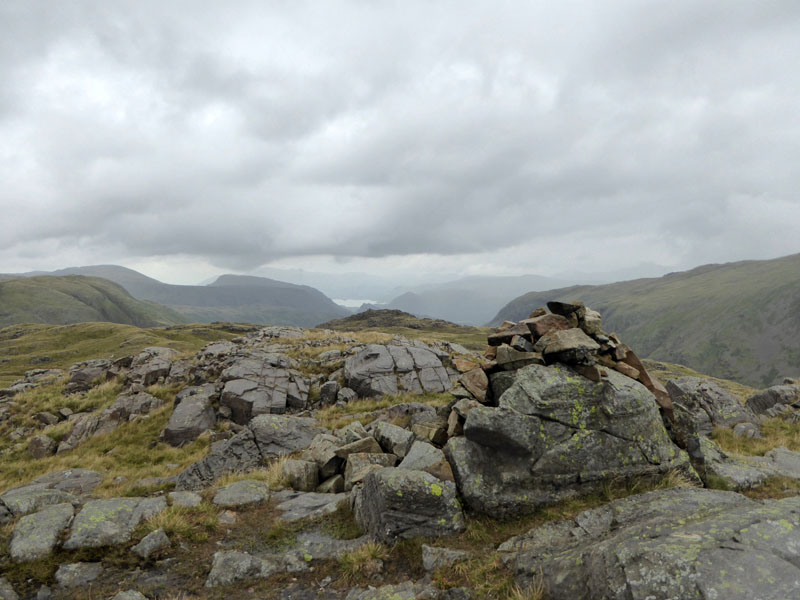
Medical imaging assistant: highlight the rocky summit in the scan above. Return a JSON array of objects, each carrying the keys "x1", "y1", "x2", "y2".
[{"x1": 1, "y1": 307, "x2": 800, "y2": 599}]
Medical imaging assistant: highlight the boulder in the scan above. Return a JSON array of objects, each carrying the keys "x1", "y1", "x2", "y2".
[
  {"x1": 161, "y1": 384, "x2": 217, "y2": 447},
  {"x1": 398, "y1": 441, "x2": 455, "y2": 482},
  {"x1": 113, "y1": 592, "x2": 147, "y2": 600},
  {"x1": 494, "y1": 345, "x2": 544, "y2": 371},
  {"x1": 344, "y1": 453, "x2": 397, "y2": 490},
  {"x1": 353, "y1": 468, "x2": 465, "y2": 543},
  {"x1": 250, "y1": 414, "x2": 324, "y2": 458},
  {"x1": 10, "y1": 503, "x2": 74, "y2": 562},
  {"x1": 213, "y1": 480, "x2": 270, "y2": 507},
  {"x1": 282, "y1": 459, "x2": 319, "y2": 492},
  {"x1": 0, "y1": 487, "x2": 79, "y2": 517},
  {"x1": 132, "y1": 528, "x2": 170, "y2": 560},
  {"x1": 173, "y1": 428, "x2": 263, "y2": 490},
  {"x1": 63, "y1": 497, "x2": 167, "y2": 550},
  {"x1": 447, "y1": 364, "x2": 693, "y2": 517},
  {"x1": 542, "y1": 328, "x2": 600, "y2": 365},
  {"x1": 522, "y1": 314, "x2": 571, "y2": 338},
  {"x1": 666, "y1": 377, "x2": 758, "y2": 451},
  {"x1": 168, "y1": 491, "x2": 202, "y2": 507},
  {"x1": 28, "y1": 434, "x2": 56, "y2": 459},
  {"x1": 65, "y1": 359, "x2": 111, "y2": 394},
  {"x1": 422, "y1": 545, "x2": 469, "y2": 571},
  {"x1": 302, "y1": 434, "x2": 344, "y2": 480},
  {"x1": 747, "y1": 383, "x2": 800, "y2": 414},
  {"x1": 319, "y1": 381, "x2": 340, "y2": 405},
  {"x1": 344, "y1": 343, "x2": 451, "y2": 397},
  {"x1": 273, "y1": 490, "x2": 350, "y2": 522},
  {"x1": 458, "y1": 368, "x2": 488, "y2": 402},
  {"x1": 316, "y1": 475, "x2": 345, "y2": 494},
  {"x1": 335, "y1": 436, "x2": 383, "y2": 459},
  {"x1": 374, "y1": 421, "x2": 415, "y2": 458},
  {"x1": 0, "y1": 577, "x2": 17, "y2": 600},
  {"x1": 505, "y1": 487, "x2": 800, "y2": 600},
  {"x1": 337, "y1": 387, "x2": 358, "y2": 404},
  {"x1": 205, "y1": 550, "x2": 279, "y2": 587},
  {"x1": 25, "y1": 469, "x2": 102, "y2": 495},
  {"x1": 126, "y1": 347, "x2": 178, "y2": 386}
]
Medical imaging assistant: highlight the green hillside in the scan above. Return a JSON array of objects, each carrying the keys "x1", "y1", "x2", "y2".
[
  {"x1": 491, "y1": 253, "x2": 800, "y2": 387},
  {"x1": 0, "y1": 275, "x2": 186, "y2": 329},
  {"x1": 0, "y1": 321, "x2": 255, "y2": 388}
]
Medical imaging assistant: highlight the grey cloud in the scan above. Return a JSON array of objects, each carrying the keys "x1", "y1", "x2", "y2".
[{"x1": 1, "y1": 0, "x2": 799, "y2": 277}]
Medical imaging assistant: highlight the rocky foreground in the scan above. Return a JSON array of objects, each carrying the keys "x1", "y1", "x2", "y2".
[{"x1": 1, "y1": 305, "x2": 800, "y2": 599}]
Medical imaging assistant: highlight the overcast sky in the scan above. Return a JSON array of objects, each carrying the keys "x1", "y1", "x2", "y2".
[{"x1": 1, "y1": 1, "x2": 799, "y2": 286}]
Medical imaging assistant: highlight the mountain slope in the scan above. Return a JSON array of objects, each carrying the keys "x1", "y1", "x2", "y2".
[
  {"x1": 491, "y1": 253, "x2": 800, "y2": 387},
  {"x1": 0, "y1": 275, "x2": 186, "y2": 328},
  {"x1": 24, "y1": 266, "x2": 349, "y2": 327}
]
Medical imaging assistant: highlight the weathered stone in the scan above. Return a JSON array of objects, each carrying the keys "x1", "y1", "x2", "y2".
[
  {"x1": 249, "y1": 414, "x2": 324, "y2": 458},
  {"x1": 282, "y1": 460, "x2": 319, "y2": 492},
  {"x1": 374, "y1": 422, "x2": 415, "y2": 458},
  {"x1": 335, "y1": 436, "x2": 383, "y2": 459},
  {"x1": 10, "y1": 503, "x2": 73, "y2": 562},
  {"x1": 494, "y1": 345, "x2": 545, "y2": 371},
  {"x1": 316, "y1": 475, "x2": 345, "y2": 494},
  {"x1": 205, "y1": 551, "x2": 279, "y2": 587},
  {"x1": 667, "y1": 377, "x2": 758, "y2": 452},
  {"x1": 213, "y1": 480, "x2": 270, "y2": 507},
  {"x1": 54, "y1": 562, "x2": 103, "y2": 588},
  {"x1": 337, "y1": 387, "x2": 358, "y2": 404},
  {"x1": 63, "y1": 497, "x2": 166, "y2": 550},
  {"x1": 344, "y1": 453, "x2": 397, "y2": 490},
  {"x1": 696, "y1": 436, "x2": 772, "y2": 490},
  {"x1": 618, "y1": 346, "x2": 672, "y2": 413},
  {"x1": 302, "y1": 434, "x2": 344, "y2": 479},
  {"x1": 0, "y1": 487, "x2": 78, "y2": 517},
  {"x1": 126, "y1": 347, "x2": 178, "y2": 386},
  {"x1": 546, "y1": 301, "x2": 584, "y2": 318},
  {"x1": 273, "y1": 490, "x2": 350, "y2": 522},
  {"x1": 733, "y1": 422, "x2": 761, "y2": 438},
  {"x1": 28, "y1": 434, "x2": 56, "y2": 459},
  {"x1": 542, "y1": 328, "x2": 600, "y2": 365},
  {"x1": 161, "y1": 384, "x2": 216, "y2": 447},
  {"x1": 411, "y1": 422, "x2": 448, "y2": 446},
  {"x1": 453, "y1": 359, "x2": 478, "y2": 373},
  {"x1": 580, "y1": 308, "x2": 603, "y2": 335},
  {"x1": 488, "y1": 323, "x2": 531, "y2": 347},
  {"x1": 168, "y1": 491, "x2": 202, "y2": 507},
  {"x1": 319, "y1": 381, "x2": 340, "y2": 405},
  {"x1": 174, "y1": 428, "x2": 263, "y2": 490},
  {"x1": 0, "y1": 577, "x2": 18, "y2": 600},
  {"x1": 132, "y1": 528, "x2": 170, "y2": 560},
  {"x1": 34, "y1": 412, "x2": 59, "y2": 426},
  {"x1": 614, "y1": 361, "x2": 640, "y2": 380},
  {"x1": 522, "y1": 314, "x2": 571, "y2": 339},
  {"x1": 747, "y1": 383, "x2": 800, "y2": 414},
  {"x1": 65, "y1": 359, "x2": 111, "y2": 394},
  {"x1": 338, "y1": 420, "x2": 370, "y2": 443},
  {"x1": 344, "y1": 343, "x2": 451, "y2": 397},
  {"x1": 353, "y1": 468, "x2": 465, "y2": 543},
  {"x1": 447, "y1": 364, "x2": 693, "y2": 518},
  {"x1": 509, "y1": 335, "x2": 535, "y2": 353},
  {"x1": 27, "y1": 469, "x2": 102, "y2": 495},
  {"x1": 421, "y1": 545, "x2": 469, "y2": 571},
  {"x1": 458, "y1": 368, "x2": 488, "y2": 402},
  {"x1": 507, "y1": 487, "x2": 800, "y2": 600},
  {"x1": 398, "y1": 441, "x2": 454, "y2": 482},
  {"x1": 112, "y1": 592, "x2": 148, "y2": 600}
]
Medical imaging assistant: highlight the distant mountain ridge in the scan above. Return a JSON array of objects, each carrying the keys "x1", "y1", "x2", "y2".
[
  {"x1": 491, "y1": 253, "x2": 800, "y2": 387},
  {"x1": 0, "y1": 275, "x2": 185, "y2": 328},
  {"x1": 3, "y1": 265, "x2": 349, "y2": 328}
]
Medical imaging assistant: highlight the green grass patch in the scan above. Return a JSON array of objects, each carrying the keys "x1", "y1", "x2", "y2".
[{"x1": 713, "y1": 419, "x2": 800, "y2": 456}]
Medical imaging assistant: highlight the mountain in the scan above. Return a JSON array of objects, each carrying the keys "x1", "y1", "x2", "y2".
[
  {"x1": 362, "y1": 274, "x2": 568, "y2": 325},
  {"x1": 490, "y1": 253, "x2": 800, "y2": 387},
  {"x1": 6, "y1": 265, "x2": 349, "y2": 328},
  {"x1": 0, "y1": 275, "x2": 186, "y2": 328}
]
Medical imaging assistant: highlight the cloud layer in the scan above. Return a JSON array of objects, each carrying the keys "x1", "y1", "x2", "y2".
[{"x1": 2, "y1": 1, "x2": 799, "y2": 283}]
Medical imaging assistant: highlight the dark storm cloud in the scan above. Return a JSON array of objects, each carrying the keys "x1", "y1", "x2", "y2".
[{"x1": 1, "y1": 0, "x2": 800, "y2": 277}]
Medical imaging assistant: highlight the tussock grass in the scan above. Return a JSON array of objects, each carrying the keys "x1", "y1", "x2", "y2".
[
  {"x1": 0, "y1": 403, "x2": 209, "y2": 495},
  {"x1": 338, "y1": 541, "x2": 390, "y2": 582},
  {"x1": 317, "y1": 392, "x2": 453, "y2": 430},
  {"x1": 213, "y1": 456, "x2": 290, "y2": 491},
  {"x1": 141, "y1": 503, "x2": 220, "y2": 543},
  {"x1": 713, "y1": 419, "x2": 800, "y2": 456}
]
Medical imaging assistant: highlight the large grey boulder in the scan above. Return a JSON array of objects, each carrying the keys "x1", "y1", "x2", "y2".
[
  {"x1": 446, "y1": 364, "x2": 693, "y2": 517},
  {"x1": 398, "y1": 441, "x2": 455, "y2": 482},
  {"x1": 132, "y1": 528, "x2": 170, "y2": 560},
  {"x1": 0, "y1": 486, "x2": 78, "y2": 517},
  {"x1": 249, "y1": 414, "x2": 324, "y2": 458},
  {"x1": 344, "y1": 343, "x2": 452, "y2": 397},
  {"x1": 667, "y1": 377, "x2": 758, "y2": 454},
  {"x1": 65, "y1": 359, "x2": 111, "y2": 394},
  {"x1": 219, "y1": 354, "x2": 310, "y2": 423},
  {"x1": 54, "y1": 562, "x2": 103, "y2": 588},
  {"x1": 161, "y1": 384, "x2": 217, "y2": 446},
  {"x1": 173, "y1": 428, "x2": 263, "y2": 490},
  {"x1": 505, "y1": 487, "x2": 800, "y2": 600},
  {"x1": 353, "y1": 468, "x2": 465, "y2": 543},
  {"x1": 10, "y1": 503, "x2": 74, "y2": 562},
  {"x1": 63, "y1": 497, "x2": 166, "y2": 550},
  {"x1": 213, "y1": 480, "x2": 270, "y2": 507},
  {"x1": 374, "y1": 421, "x2": 415, "y2": 458}
]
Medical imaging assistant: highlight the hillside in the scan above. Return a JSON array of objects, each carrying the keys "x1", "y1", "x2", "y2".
[
  {"x1": 491, "y1": 253, "x2": 800, "y2": 387},
  {"x1": 0, "y1": 276, "x2": 186, "y2": 330},
  {"x1": 15, "y1": 265, "x2": 349, "y2": 327}
]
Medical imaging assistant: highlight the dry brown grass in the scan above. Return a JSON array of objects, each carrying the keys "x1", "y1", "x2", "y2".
[
  {"x1": 338, "y1": 541, "x2": 390, "y2": 582},
  {"x1": 713, "y1": 419, "x2": 800, "y2": 456}
]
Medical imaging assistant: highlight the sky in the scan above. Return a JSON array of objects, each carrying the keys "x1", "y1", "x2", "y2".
[{"x1": 1, "y1": 1, "x2": 800, "y2": 286}]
